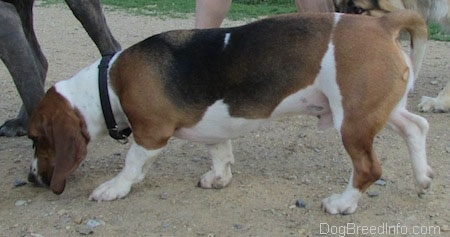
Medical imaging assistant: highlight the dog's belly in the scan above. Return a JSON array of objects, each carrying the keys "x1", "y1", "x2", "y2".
[
  {"x1": 174, "y1": 85, "x2": 332, "y2": 143},
  {"x1": 173, "y1": 100, "x2": 264, "y2": 143}
]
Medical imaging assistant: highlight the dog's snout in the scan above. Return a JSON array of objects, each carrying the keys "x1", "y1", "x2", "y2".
[
  {"x1": 29, "y1": 160, "x2": 38, "y2": 184},
  {"x1": 28, "y1": 159, "x2": 46, "y2": 186},
  {"x1": 28, "y1": 172, "x2": 37, "y2": 184},
  {"x1": 27, "y1": 170, "x2": 47, "y2": 187}
]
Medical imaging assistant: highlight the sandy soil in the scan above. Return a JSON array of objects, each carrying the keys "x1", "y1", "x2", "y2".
[{"x1": 0, "y1": 3, "x2": 449, "y2": 237}]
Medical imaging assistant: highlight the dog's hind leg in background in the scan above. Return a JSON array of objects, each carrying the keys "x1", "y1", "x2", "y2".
[{"x1": 0, "y1": 0, "x2": 121, "y2": 136}]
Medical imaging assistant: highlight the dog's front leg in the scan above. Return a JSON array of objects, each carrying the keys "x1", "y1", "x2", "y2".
[
  {"x1": 388, "y1": 108, "x2": 433, "y2": 196},
  {"x1": 198, "y1": 140, "x2": 234, "y2": 189},
  {"x1": 89, "y1": 143, "x2": 162, "y2": 202}
]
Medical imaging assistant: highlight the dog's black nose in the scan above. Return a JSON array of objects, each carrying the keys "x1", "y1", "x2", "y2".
[{"x1": 28, "y1": 173, "x2": 36, "y2": 184}]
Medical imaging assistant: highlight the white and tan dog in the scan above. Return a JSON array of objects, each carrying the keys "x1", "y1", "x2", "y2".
[
  {"x1": 334, "y1": 0, "x2": 450, "y2": 112},
  {"x1": 28, "y1": 11, "x2": 433, "y2": 215}
]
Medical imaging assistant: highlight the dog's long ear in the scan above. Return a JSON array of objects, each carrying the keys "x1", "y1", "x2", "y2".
[{"x1": 50, "y1": 109, "x2": 90, "y2": 194}]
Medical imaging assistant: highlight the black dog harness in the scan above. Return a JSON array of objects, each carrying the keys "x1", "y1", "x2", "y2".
[{"x1": 98, "y1": 53, "x2": 132, "y2": 142}]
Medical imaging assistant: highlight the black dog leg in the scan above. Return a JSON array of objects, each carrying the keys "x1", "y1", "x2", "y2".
[
  {"x1": 65, "y1": 0, "x2": 121, "y2": 55},
  {"x1": 0, "y1": 0, "x2": 46, "y2": 136},
  {"x1": 1, "y1": 0, "x2": 120, "y2": 136}
]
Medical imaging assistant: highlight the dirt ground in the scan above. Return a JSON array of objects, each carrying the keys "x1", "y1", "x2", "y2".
[{"x1": 0, "y1": 3, "x2": 449, "y2": 237}]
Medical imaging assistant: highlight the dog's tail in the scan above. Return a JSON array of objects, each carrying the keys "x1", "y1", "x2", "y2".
[{"x1": 381, "y1": 10, "x2": 428, "y2": 78}]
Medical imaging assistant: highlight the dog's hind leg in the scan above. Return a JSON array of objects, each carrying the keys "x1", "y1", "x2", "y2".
[
  {"x1": 198, "y1": 140, "x2": 234, "y2": 189},
  {"x1": 388, "y1": 108, "x2": 433, "y2": 196},
  {"x1": 89, "y1": 142, "x2": 163, "y2": 202},
  {"x1": 322, "y1": 122, "x2": 383, "y2": 214}
]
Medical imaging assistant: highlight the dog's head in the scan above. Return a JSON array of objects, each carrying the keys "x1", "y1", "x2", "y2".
[
  {"x1": 27, "y1": 87, "x2": 90, "y2": 194},
  {"x1": 334, "y1": 0, "x2": 399, "y2": 16}
]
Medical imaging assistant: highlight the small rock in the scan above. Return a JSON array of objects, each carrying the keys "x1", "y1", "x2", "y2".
[
  {"x1": 30, "y1": 233, "x2": 45, "y2": 237},
  {"x1": 76, "y1": 225, "x2": 93, "y2": 235},
  {"x1": 233, "y1": 224, "x2": 243, "y2": 230},
  {"x1": 192, "y1": 156, "x2": 202, "y2": 162},
  {"x1": 295, "y1": 198, "x2": 307, "y2": 208},
  {"x1": 161, "y1": 222, "x2": 170, "y2": 228},
  {"x1": 59, "y1": 215, "x2": 72, "y2": 226},
  {"x1": 262, "y1": 171, "x2": 273, "y2": 177},
  {"x1": 430, "y1": 80, "x2": 439, "y2": 85},
  {"x1": 73, "y1": 216, "x2": 83, "y2": 224},
  {"x1": 12, "y1": 179, "x2": 27, "y2": 188},
  {"x1": 367, "y1": 191, "x2": 379, "y2": 197},
  {"x1": 192, "y1": 156, "x2": 209, "y2": 162},
  {"x1": 284, "y1": 174, "x2": 297, "y2": 180},
  {"x1": 57, "y1": 209, "x2": 67, "y2": 216},
  {"x1": 159, "y1": 192, "x2": 169, "y2": 200},
  {"x1": 298, "y1": 133, "x2": 307, "y2": 138},
  {"x1": 441, "y1": 224, "x2": 450, "y2": 232},
  {"x1": 375, "y1": 178, "x2": 386, "y2": 186},
  {"x1": 301, "y1": 178, "x2": 311, "y2": 185},
  {"x1": 86, "y1": 219, "x2": 101, "y2": 228},
  {"x1": 14, "y1": 200, "x2": 27, "y2": 206}
]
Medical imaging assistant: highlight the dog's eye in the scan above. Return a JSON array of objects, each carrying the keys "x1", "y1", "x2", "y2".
[
  {"x1": 354, "y1": 7, "x2": 365, "y2": 14},
  {"x1": 344, "y1": 1, "x2": 365, "y2": 14}
]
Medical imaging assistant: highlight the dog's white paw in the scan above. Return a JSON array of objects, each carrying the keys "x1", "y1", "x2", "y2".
[
  {"x1": 418, "y1": 96, "x2": 449, "y2": 113},
  {"x1": 321, "y1": 193, "x2": 359, "y2": 215},
  {"x1": 198, "y1": 169, "x2": 232, "y2": 189},
  {"x1": 415, "y1": 165, "x2": 434, "y2": 197},
  {"x1": 89, "y1": 177, "x2": 132, "y2": 202}
]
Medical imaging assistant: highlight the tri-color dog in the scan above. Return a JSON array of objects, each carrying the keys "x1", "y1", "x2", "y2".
[{"x1": 27, "y1": 11, "x2": 433, "y2": 214}]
